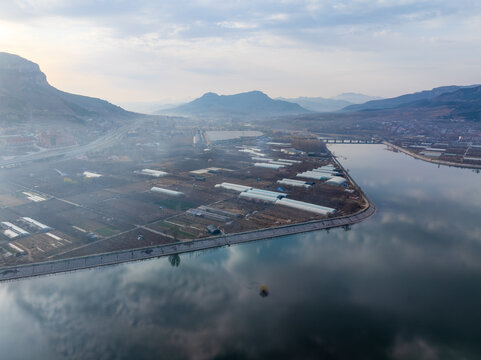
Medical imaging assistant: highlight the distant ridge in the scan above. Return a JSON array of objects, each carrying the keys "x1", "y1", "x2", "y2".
[
  {"x1": 0, "y1": 52, "x2": 133, "y2": 123},
  {"x1": 398, "y1": 85, "x2": 481, "y2": 122},
  {"x1": 332, "y1": 92, "x2": 381, "y2": 104},
  {"x1": 157, "y1": 91, "x2": 310, "y2": 116},
  {"x1": 278, "y1": 97, "x2": 352, "y2": 112},
  {"x1": 343, "y1": 85, "x2": 480, "y2": 112},
  {"x1": 278, "y1": 93, "x2": 381, "y2": 112}
]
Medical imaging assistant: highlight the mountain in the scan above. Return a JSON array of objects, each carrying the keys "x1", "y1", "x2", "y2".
[
  {"x1": 121, "y1": 101, "x2": 188, "y2": 114},
  {"x1": 159, "y1": 91, "x2": 309, "y2": 116},
  {"x1": 332, "y1": 92, "x2": 381, "y2": 104},
  {"x1": 397, "y1": 85, "x2": 481, "y2": 121},
  {"x1": 278, "y1": 97, "x2": 353, "y2": 112},
  {"x1": 0, "y1": 52, "x2": 133, "y2": 123},
  {"x1": 343, "y1": 85, "x2": 479, "y2": 112},
  {"x1": 279, "y1": 93, "x2": 381, "y2": 112}
]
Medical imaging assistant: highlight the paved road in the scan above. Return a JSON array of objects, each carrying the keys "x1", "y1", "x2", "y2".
[
  {"x1": 0, "y1": 203, "x2": 376, "y2": 282},
  {"x1": 0, "y1": 119, "x2": 142, "y2": 168}
]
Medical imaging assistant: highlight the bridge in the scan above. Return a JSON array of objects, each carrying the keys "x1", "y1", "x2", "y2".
[{"x1": 321, "y1": 138, "x2": 382, "y2": 144}]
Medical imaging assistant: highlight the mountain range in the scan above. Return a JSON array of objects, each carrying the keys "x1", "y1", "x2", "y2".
[
  {"x1": 396, "y1": 85, "x2": 481, "y2": 121},
  {"x1": 0, "y1": 52, "x2": 133, "y2": 123},
  {"x1": 2, "y1": 52, "x2": 480, "y2": 123},
  {"x1": 158, "y1": 91, "x2": 310, "y2": 116},
  {"x1": 343, "y1": 85, "x2": 479, "y2": 112},
  {"x1": 278, "y1": 93, "x2": 381, "y2": 112},
  {"x1": 338, "y1": 84, "x2": 481, "y2": 121}
]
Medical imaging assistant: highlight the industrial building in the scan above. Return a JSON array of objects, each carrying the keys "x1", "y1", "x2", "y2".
[
  {"x1": 311, "y1": 170, "x2": 343, "y2": 178},
  {"x1": 21, "y1": 217, "x2": 53, "y2": 232},
  {"x1": 277, "y1": 159, "x2": 302, "y2": 163},
  {"x1": 187, "y1": 209, "x2": 230, "y2": 222},
  {"x1": 281, "y1": 148, "x2": 305, "y2": 156},
  {"x1": 8, "y1": 243, "x2": 25, "y2": 255},
  {"x1": 276, "y1": 198, "x2": 335, "y2": 215},
  {"x1": 315, "y1": 165, "x2": 341, "y2": 172},
  {"x1": 420, "y1": 151, "x2": 442, "y2": 158},
  {"x1": 22, "y1": 191, "x2": 46, "y2": 202},
  {"x1": 46, "y1": 233, "x2": 62, "y2": 241},
  {"x1": 239, "y1": 148, "x2": 266, "y2": 157},
  {"x1": 83, "y1": 171, "x2": 102, "y2": 178},
  {"x1": 206, "y1": 224, "x2": 221, "y2": 235},
  {"x1": 215, "y1": 183, "x2": 252, "y2": 192},
  {"x1": 248, "y1": 188, "x2": 286, "y2": 197},
  {"x1": 215, "y1": 182, "x2": 336, "y2": 215},
  {"x1": 190, "y1": 167, "x2": 227, "y2": 175},
  {"x1": 296, "y1": 171, "x2": 333, "y2": 180},
  {"x1": 325, "y1": 177, "x2": 348, "y2": 186},
  {"x1": 268, "y1": 160, "x2": 293, "y2": 166},
  {"x1": 252, "y1": 157, "x2": 273, "y2": 161},
  {"x1": 2, "y1": 228, "x2": 20, "y2": 240},
  {"x1": 187, "y1": 205, "x2": 237, "y2": 222},
  {"x1": 296, "y1": 164, "x2": 343, "y2": 181},
  {"x1": 217, "y1": 183, "x2": 285, "y2": 198},
  {"x1": 277, "y1": 179, "x2": 312, "y2": 188},
  {"x1": 1, "y1": 222, "x2": 30, "y2": 240},
  {"x1": 254, "y1": 162, "x2": 284, "y2": 169},
  {"x1": 312, "y1": 168, "x2": 342, "y2": 174},
  {"x1": 239, "y1": 191, "x2": 279, "y2": 203},
  {"x1": 150, "y1": 187, "x2": 184, "y2": 197},
  {"x1": 134, "y1": 169, "x2": 168, "y2": 177}
]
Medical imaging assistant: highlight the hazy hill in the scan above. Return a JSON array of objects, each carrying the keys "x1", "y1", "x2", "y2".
[
  {"x1": 331, "y1": 92, "x2": 381, "y2": 104},
  {"x1": 279, "y1": 93, "x2": 381, "y2": 112},
  {"x1": 158, "y1": 91, "x2": 309, "y2": 116},
  {"x1": 278, "y1": 97, "x2": 353, "y2": 112},
  {"x1": 343, "y1": 85, "x2": 479, "y2": 112},
  {"x1": 0, "y1": 52, "x2": 133, "y2": 123}
]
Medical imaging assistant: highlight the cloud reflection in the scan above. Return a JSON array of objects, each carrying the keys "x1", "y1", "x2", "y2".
[{"x1": 2, "y1": 145, "x2": 481, "y2": 359}]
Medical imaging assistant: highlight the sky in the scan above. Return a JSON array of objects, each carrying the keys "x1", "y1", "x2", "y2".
[{"x1": 1, "y1": 0, "x2": 481, "y2": 107}]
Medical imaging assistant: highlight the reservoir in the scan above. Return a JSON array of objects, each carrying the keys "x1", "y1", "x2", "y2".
[{"x1": 1, "y1": 144, "x2": 481, "y2": 359}]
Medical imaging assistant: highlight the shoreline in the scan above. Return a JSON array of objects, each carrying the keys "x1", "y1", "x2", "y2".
[
  {"x1": 0, "y1": 155, "x2": 376, "y2": 282},
  {"x1": 384, "y1": 141, "x2": 481, "y2": 170}
]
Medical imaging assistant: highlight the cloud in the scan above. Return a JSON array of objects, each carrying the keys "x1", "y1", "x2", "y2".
[{"x1": 2, "y1": 0, "x2": 481, "y2": 102}]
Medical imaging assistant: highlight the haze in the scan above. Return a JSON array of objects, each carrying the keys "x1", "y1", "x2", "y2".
[{"x1": 1, "y1": 0, "x2": 481, "y2": 106}]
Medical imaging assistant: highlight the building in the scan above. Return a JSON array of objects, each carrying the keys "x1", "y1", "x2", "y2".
[
  {"x1": 38, "y1": 131, "x2": 77, "y2": 148},
  {"x1": 206, "y1": 225, "x2": 221, "y2": 235},
  {"x1": 1, "y1": 136, "x2": 35, "y2": 147},
  {"x1": 325, "y1": 177, "x2": 348, "y2": 187},
  {"x1": 151, "y1": 187, "x2": 184, "y2": 197}
]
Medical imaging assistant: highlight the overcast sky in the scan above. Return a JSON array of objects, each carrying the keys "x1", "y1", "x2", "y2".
[{"x1": 1, "y1": 0, "x2": 481, "y2": 106}]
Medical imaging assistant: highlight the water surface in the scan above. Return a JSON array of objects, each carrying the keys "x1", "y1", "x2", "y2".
[{"x1": 1, "y1": 144, "x2": 481, "y2": 360}]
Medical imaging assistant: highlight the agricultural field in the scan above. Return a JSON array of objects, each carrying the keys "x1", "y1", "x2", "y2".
[{"x1": 0, "y1": 130, "x2": 365, "y2": 267}]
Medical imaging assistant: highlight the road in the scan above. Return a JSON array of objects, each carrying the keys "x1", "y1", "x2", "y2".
[
  {"x1": 384, "y1": 141, "x2": 481, "y2": 169},
  {"x1": 0, "y1": 119, "x2": 142, "y2": 168},
  {"x1": 0, "y1": 202, "x2": 376, "y2": 282}
]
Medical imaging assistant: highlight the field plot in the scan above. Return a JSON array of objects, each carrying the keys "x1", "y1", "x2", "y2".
[
  {"x1": 0, "y1": 131, "x2": 365, "y2": 268},
  {"x1": 54, "y1": 228, "x2": 174, "y2": 259}
]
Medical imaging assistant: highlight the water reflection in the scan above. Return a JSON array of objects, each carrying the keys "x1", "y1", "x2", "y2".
[
  {"x1": 169, "y1": 254, "x2": 181, "y2": 267},
  {"x1": 1, "y1": 145, "x2": 481, "y2": 359}
]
